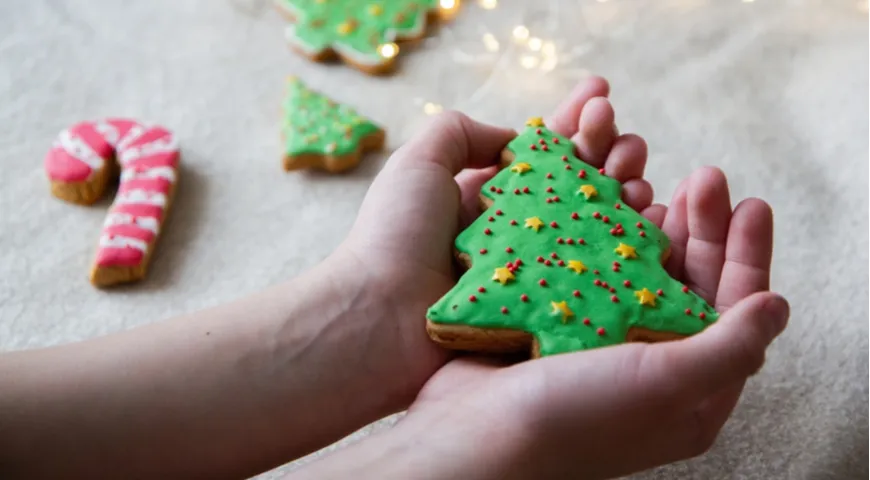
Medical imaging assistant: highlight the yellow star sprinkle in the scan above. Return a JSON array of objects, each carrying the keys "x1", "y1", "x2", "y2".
[
  {"x1": 614, "y1": 243, "x2": 638, "y2": 259},
  {"x1": 566, "y1": 260, "x2": 588, "y2": 274},
  {"x1": 634, "y1": 288, "x2": 657, "y2": 306},
  {"x1": 337, "y1": 21, "x2": 357, "y2": 35},
  {"x1": 578, "y1": 184, "x2": 598, "y2": 200},
  {"x1": 550, "y1": 300, "x2": 575, "y2": 323},
  {"x1": 526, "y1": 116, "x2": 545, "y2": 127},
  {"x1": 368, "y1": 4, "x2": 383, "y2": 15},
  {"x1": 492, "y1": 267, "x2": 516, "y2": 285},
  {"x1": 510, "y1": 162, "x2": 532, "y2": 174},
  {"x1": 524, "y1": 216, "x2": 544, "y2": 232}
]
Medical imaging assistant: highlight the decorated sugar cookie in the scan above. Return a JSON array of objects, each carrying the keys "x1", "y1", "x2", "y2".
[
  {"x1": 274, "y1": 0, "x2": 454, "y2": 74},
  {"x1": 44, "y1": 119, "x2": 180, "y2": 287},
  {"x1": 426, "y1": 118, "x2": 718, "y2": 357},
  {"x1": 282, "y1": 76, "x2": 384, "y2": 172}
]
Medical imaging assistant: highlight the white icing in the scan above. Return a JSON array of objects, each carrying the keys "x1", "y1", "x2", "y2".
[
  {"x1": 98, "y1": 234, "x2": 148, "y2": 252},
  {"x1": 103, "y1": 213, "x2": 160, "y2": 233},
  {"x1": 93, "y1": 121, "x2": 120, "y2": 146},
  {"x1": 57, "y1": 129, "x2": 104, "y2": 170},
  {"x1": 114, "y1": 189, "x2": 167, "y2": 207},
  {"x1": 119, "y1": 166, "x2": 177, "y2": 183},
  {"x1": 119, "y1": 135, "x2": 178, "y2": 165},
  {"x1": 116, "y1": 124, "x2": 148, "y2": 151}
]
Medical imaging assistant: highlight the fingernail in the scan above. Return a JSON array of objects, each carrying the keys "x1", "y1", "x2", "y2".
[{"x1": 763, "y1": 294, "x2": 790, "y2": 338}]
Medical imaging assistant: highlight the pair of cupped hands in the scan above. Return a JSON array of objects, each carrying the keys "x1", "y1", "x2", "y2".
[{"x1": 307, "y1": 77, "x2": 789, "y2": 479}]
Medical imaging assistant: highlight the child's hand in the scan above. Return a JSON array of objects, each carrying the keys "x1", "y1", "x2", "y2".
[
  {"x1": 334, "y1": 77, "x2": 658, "y2": 398},
  {"x1": 381, "y1": 171, "x2": 787, "y2": 480}
]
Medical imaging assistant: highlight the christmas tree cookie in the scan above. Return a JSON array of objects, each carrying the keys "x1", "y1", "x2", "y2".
[
  {"x1": 275, "y1": 0, "x2": 453, "y2": 74},
  {"x1": 426, "y1": 117, "x2": 719, "y2": 357},
  {"x1": 281, "y1": 76, "x2": 385, "y2": 173}
]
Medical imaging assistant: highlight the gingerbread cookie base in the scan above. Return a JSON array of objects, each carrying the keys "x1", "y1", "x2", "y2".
[{"x1": 283, "y1": 129, "x2": 385, "y2": 173}]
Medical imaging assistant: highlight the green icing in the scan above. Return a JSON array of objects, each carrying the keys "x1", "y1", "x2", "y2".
[
  {"x1": 277, "y1": 0, "x2": 441, "y2": 64},
  {"x1": 282, "y1": 77, "x2": 381, "y2": 157},
  {"x1": 427, "y1": 121, "x2": 719, "y2": 357}
]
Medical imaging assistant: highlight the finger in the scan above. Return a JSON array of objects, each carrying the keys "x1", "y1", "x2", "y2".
[
  {"x1": 570, "y1": 97, "x2": 616, "y2": 167},
  {"x1": 643, "y1": 291, "x2": 789, "y2": 406},
  {"x1": 684, "y1": 167, "x2": 732, "y2": 303},
  {"x1": 715, "y1": 198, "x2": 774, "y2": 311},
  {"x1": 641, "y1": 204, "x2": 667, "y2": 228},
  {"x1": 387, "y1": 111, "x2": 516, "y2": 175},
  {"x1": 661, "y1": 178, "x2": 690, "y2": 279},
  {"x1": 602, "y1": 134, "x2": 647, "y2": 182},
  {"x1": 622, "y1": 179, "x2": 654, "y2": 212},
  {"x1": 545, "y1": 76, "x2": 610, "y2": 137},
  {"x1": 455, "y1": 166, "x2": 499, "y2": 227}
]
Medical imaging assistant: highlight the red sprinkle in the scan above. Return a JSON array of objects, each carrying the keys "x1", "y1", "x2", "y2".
[
  {"x1": 496, "y1": 188, "x2": 503, "y2": 194},
  {"x1": 523, "y1": 187, "x2": 530, "y2": 194},
  {"x1": 613, "y1": 261, "x2": 621, "y2": 266},
  {"x1": 578, "y1": 169, "x2": 587, "y2": 179},
  {"x1": 505, "y1": 247, "x2": 513, "y2": 253},
  {"x1": 546, "y1": 173, "x2": 553, "y2": 179},
  {"x1": 578, "y1": 238, "x2": 586, "y2": 245},
  {"x1": 546, "y1": 186, "x2": 554, "y2": 193},
  {"x1": 542, "y1": 145, "x2": 549, "y2": 151},
  {"x1": 602, "y1": 216, "x2": 610, "y2": 224},
  {"x1": 480, "y1": 248, "x2": 487, "y2": 254},
  {"x1": 685, "y1": 308, "x2": 692, "y2": 315},
  {"x1": 535, "y1": 128, "x2": 542, "y2": 134},
  {"x1": 615, "y1": 203, "x2": 622, "y2": 209},
  {"x1": 553, "y1": 196, "x2": 560, "y2": 202},
  {"x1": 488, "y1": 216, "x2": 495, "y2": 222},
  {"x1": 699, "y1": 312, "x2": 707, "y2": 320},
  {"x1": 571, "y1": 212, "x2": 579, "y2": 220},
  {"x1": 544, "y1": 259, "x2": 552, "y2": 266},
  {"x1": 583, "y1": 317, "x2": 591, "y2": 325},
  {"x1": 612, "y1": 266, "x2": 620, "y2": 272},
  {"x1": 520, "y1": 294, "x2": 529, "y2": 302},
  {"x1": 566, "y1": 238, "x2": 574, "y2": 244},
  {"x1": 489, "y1": 186, "x2": 496, "y2": 192},
  {"x1": 556, "y1": 237, "x2": 564, "y2": 244},
  {"x1": 484, "y1": 228, "x2": 492, "y2": 235},
  {"x1": 615, "y1": 223, "x2": 623, "y2": 229},
  {"x1": 530, "y1": 144, "x2": 537, "y2": 151},
  {"x1": 501, "y1": 306, "x2": 509, "y2": 314},
  {"x1": 561, "y1": 155, "x2": 568, "y2": 162},
  {"x1": 639, "y1": 231, "x2": 647, "y2": 237},
  {"x1": 539, "y1": 138, "x2": 546, "y2": 145},
  {"x1": 550, "y1": 221, "x2": 559, "y2": 228},
  {"x1": 593, "y1": 269, "x2": 600, "y2": 275},
  {"x1": 514, "y1": 188, "x2": 521, "y2": 195},
  {"x1": 539, "y1": 279, "x2": 548, "y2": 287},
  {"x1": 515, "y1": 259, "x2": 523, "y2": 266},
  {"x1": 573, "y1": 290, "x2": 581, "y2": 297},
  {"x1": 565, "y1": 164, "x2": 572, "y2": 170},
  {"x1": 536, "y1": 256, "x2": 545, "y2": 263},
  {"x1": 495, "y1": 210, "x2": 503, "y2": 216},
  {"x1": 682, "y1": 286, "x2": 690, "y2": 293},
  {"x1": 636, "y1": 222, "x2": 644, "y2": 228},
  {"x1": 597, "y1": 327, "x2": 606, "y2": 336},
  {"x1": 601, "y1": 282, "x2": 609, "y2": 288},
  {"x1": 546, "y1": 198, "x2": 553, "y2": 204},
  {"x1": 593, "y1": 279, "x2": 602, "y2": 286},
  {"x1": 469, "y1": 295, "x2": 477, "y2": 302},
  {"x1": 599, "y1": 168, "x2": 606, "y2": 175},
  {"x1": 558, "y1": 260, "x2": 565, "y2": 266},
  {"x1": 592, "y1": 212, "x2": 601, "y2": 219},
  {"x1": 623, "y1": 280, "x2": 632, "y2": 287},
  {"x1": 478, "y1": 286, "x2": 486, "y2": 293},
  {"x1": 550, "y1": 252, "x2": 559, "y2": 259},
  {"x1": 610, "y1": 228, "x2": 617, "y2": 235},
  {"x1": 656, "y1": 289, "x2": 664, "y2": 296},
  {"x1": 609, "y1": 287, "x2": 616, "y2": 293},
  {"x1": 510, "y1": 219, "x2": 518, "y2": 225},
  {"x1": 611, "y1": 295, "x2": 619, "y2": 303},
  {"x1": 553, "y1": 137, "x2": 560, "y2": 144}
]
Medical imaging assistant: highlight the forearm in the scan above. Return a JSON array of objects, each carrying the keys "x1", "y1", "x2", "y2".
[{"x1": 0, "y1": 253, "x2": 408, "y2": 479}]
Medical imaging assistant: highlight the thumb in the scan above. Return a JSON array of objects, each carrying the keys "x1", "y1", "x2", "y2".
[
  {"x1": 645, "y1": 291, "x2": 790, "y2": 404},
  {"x1": 386, "y1": 111, "x2": 516, "y2": 175}
]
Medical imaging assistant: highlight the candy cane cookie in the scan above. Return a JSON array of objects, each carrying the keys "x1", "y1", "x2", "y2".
[{"x1": 44, "y1": 119, "x2": 180, "y2": 287}]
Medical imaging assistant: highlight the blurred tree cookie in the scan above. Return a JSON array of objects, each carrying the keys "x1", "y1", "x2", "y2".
[{"x1": 282, "y1": 76, "x2": 384, "y2": 172}]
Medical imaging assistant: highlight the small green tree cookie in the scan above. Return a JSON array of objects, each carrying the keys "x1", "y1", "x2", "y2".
[{"x1": 426, "y1": 117, "x2": 718, "y2": 357}]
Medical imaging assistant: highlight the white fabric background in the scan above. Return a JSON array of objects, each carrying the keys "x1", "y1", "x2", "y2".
[{"x1": 0, "y1": 0, "x2": 867, "y2": 478}]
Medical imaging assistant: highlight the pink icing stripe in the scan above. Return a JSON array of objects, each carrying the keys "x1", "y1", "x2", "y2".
[
  {"x1": 44, "y1": 147, "x2": 93, "y2": 182},
  {"x1": 123, "y1": 127, "x2": 172, "y2": 149},
  {"x1": 106, "y1": 119, "x2": 139, "y2": 142},
  {"x1": 102, "y1": 224, "x2": 156, "y2": 243},
  {"x1": 70, "y1": 122, "x2": 114, "y2": 159},
  {"x1": 95, "y1": 247, "x2": 144, "y2": 267},
  {"x1": 125, "y1": 152, "x2": 179, "y2": 170},
  {"x1": 110, "y1": 203, "x2": 164, "y2": 221},
  {"x1": 118, "y1": 177, "x2": 173, "y2": 195}
]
